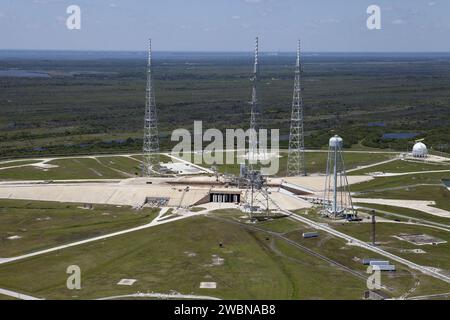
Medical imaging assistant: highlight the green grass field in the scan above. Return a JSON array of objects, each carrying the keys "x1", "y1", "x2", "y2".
[
  {"x1": 193, "y1": 150, "x2": 394, "y2": 176},
  {"x1": 95, "y1": 156, "x2": 142, "y2": 176},
  {"x1": 0, "y1": 155, "x2": 174, "y2": 180},
  {"x1": 0, "y1": 151, "x2": 394, "y2": 180},
  {"x1": 0, "y1": 208, "x2": 448, "y2": 299},
  {"x1": 356, "y1": 203, "x2": 450, "y2": 226},
  {"x1": 351, "y1": 172, "x2": 450, "y2": 192},
  {"x1": 0, "y1": 158, "x2": 127, "y2": 180},
  {"x1": 333, "y1": 222, "x2": 450, "y2": 271},
  {"x1": 255, "y1": 214, "x2": 450, "y2": 297},
  {"x1": 354, "y1": 186, "x2": 450, "y2": 211},
  {"x1": 0, "y1": 213, "x2": 368, "y2": 300},
  {"x1": 349, "y1": 159, "x2": 450, "y2": 175},
  {"x1": 0, "y1": 199, "x2": 159, "y2": 257},
  {"x1": 0, "y1": 160, "x2": 41, "y2": 169}
]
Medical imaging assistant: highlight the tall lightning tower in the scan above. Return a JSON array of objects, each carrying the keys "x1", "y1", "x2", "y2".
[
  {"x1": 142, "y1": 38, "x2": 160, "y2": 177},
  {"x1": 248, "y1": 37, "x2": 260, "y2": 167},
  {"x1": 287, "y1": 40, "x2": 306, "y2": 176}
]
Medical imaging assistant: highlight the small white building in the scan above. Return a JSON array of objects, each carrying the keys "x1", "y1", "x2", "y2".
[{"x1": 412, "y1": 142, "x2": 428, "y2": 158}]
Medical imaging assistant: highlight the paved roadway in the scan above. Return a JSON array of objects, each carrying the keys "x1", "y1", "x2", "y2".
[
  {"x1": 0, "y1": 288, "x2": 42, "y2": 300},
  {"x1": 97, "y1": 292, "x2": 220, "y2": 300}
]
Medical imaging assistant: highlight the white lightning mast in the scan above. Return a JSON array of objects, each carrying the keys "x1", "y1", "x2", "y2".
[
  {"x1": 248, "y1": 36, "x2": 260, "y2": 168},
  {"x1": 142, "y1": 38, "x2": 160, "y2": 176},
  {"x1": 287, "y1": 39, "x2": 306, "y2": 176}
]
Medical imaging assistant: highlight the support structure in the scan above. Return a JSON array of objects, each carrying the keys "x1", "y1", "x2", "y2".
[
  {"x1": 322, "y1": 135, "x2": 355, "y2": 219},
  {"x1": 142, "y1": 39, "x2": 160, "y2": 176},
  {"x1": 287, "y1": 40, "x2": 306, "y2": 176},
  {"x1": 248, "y1": 37, "x2": 260, "y2": 168},
  {"x1": 371, "y1": 210, "x2": 376, "y2": 246},
  {"x1": 241, "y1": 169, "x2": 271, "y2": 219}
]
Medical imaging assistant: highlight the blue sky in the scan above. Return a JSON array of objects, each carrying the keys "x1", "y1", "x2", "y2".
[{"x1": 0, "y1": 0, "x2": 449, "y2": 52}]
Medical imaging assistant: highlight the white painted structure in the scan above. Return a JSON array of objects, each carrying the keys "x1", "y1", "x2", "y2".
[
  {"x1": 323, "y1": 135, "x2": 355, "y2": 218},
  {"x1": 412, "y1": 142, "x2": 428, "y2": 158}
]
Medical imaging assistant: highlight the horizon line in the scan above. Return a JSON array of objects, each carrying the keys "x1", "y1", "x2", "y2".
[{"x1": 2, "y1": 49, "x2": 450, "y2": 54}]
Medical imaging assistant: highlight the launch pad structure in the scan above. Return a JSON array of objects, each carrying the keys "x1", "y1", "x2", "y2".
[{"x1": 137, "y1": 38, "x2": 358, "y2": 221}]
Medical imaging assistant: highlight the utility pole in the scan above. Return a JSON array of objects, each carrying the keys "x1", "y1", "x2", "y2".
[{"x1": 371, "y1": 210, "x2": 376, "y2": 246}]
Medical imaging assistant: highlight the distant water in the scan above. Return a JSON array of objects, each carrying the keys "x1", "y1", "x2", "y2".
[
  {"x1": 1, "y1": 50, "x2": 450, "y2": 61},
  {"x1": 0, "y1": 69, "x2": 50, "y2": 78},
  {"x1": 382, "y1": 133, "x2": 419, "y2": 140},
  {"x1": 367, "y1": 122, "x2": 386, "y2": 127}
]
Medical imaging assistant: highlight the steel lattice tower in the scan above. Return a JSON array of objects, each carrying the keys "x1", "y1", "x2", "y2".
[
  {"x1": 287, "y1": 40, "x2": 306, "y2": 176},
  {"x1": 142, "y1": 39, "x2": 160, "y2": 177},
  {"x1": 323, "y1": 135, "x2": 355, "y2": 219},
  {"x1": 248, "y1": 37, "x2": 260, "y2": 167}
]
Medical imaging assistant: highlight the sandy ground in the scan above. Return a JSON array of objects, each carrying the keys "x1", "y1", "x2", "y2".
[
  {"x1": 283, "y1": 175, "x2": 373, "y2": 192},
  {"x1": 0, "y1": 181, "x2": 209, "y2": 208},
  {"x1": 0, "y1": 176, "x2": 311, "y2": 211}
]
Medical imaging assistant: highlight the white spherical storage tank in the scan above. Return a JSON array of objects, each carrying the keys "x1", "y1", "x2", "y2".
[
  {"x1": 412, "y1": 142, "x2": 428, "y2": 157},
  {"x1": 329, "y1": 135, "x2": 343, "y2": 148}
]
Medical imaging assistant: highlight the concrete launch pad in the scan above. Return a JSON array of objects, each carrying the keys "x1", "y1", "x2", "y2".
[{"x1": 0, "y1": 174, "x2": 374, "y2": 212}]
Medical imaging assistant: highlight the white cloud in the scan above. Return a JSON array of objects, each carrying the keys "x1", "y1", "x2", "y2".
[
  {"x1": 244, "y1": 0, "x2": 263, "y2": 4},
  {"x1": 428, "y1": 2, "x2": 436, "y2": 6},
  {"x1": 109, "y1": 3, "x2": 118, "y2": 8},
  {"x1": 231, "y1": 15, "x2": 241, "y2": 20}
]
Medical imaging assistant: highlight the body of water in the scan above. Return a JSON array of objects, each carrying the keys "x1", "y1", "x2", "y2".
[
  {"x1": 382, "y1": 132, "x2": 420, "y2": 140},
  {"x1": 0, "y1": 69, "x2": 50, "y2": 78}
]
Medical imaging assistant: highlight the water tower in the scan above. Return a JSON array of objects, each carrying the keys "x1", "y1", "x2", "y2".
[{"x1": 322, "y1": 135, "x2": 356, "y2": 219}]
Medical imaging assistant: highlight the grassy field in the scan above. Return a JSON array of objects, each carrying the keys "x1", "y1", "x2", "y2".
[
  {"x1": 349, "y1": 159, "x2": 450, "y2": 175},
  {"x1": 354, "y1": 186, "x2": 450, "y2": 211},
  {"x1": 351, "y1": 172, "x2": 450, "y2": 192},
  {"x1": 0, "y1": 209, "x2": 448, "y2": 299},
  {"x1": 0, "y1": 160, "x2": 40, "y2": 168},
  {"x1": 0, "y1": 150, "x2": 394, "y2": 180},
  {"x1": 0, "y1": 158, "x2": 128, "y2": 180},
  {"x1": 0, "y1": 155, "x2": 169, "y2": 180},
  {"x1": 284, "y1": 226, "x2": 449, "y2": 297},
  {"x1": 194, "y1": 150, "x2": 393, "y2": 176},
  {"x1": 95, "y1": 156, "x2": 142, "y2": 177},
  {"x1": 197, "y1": 210, "x2": 449, "y2": 298},
  {"x1": 333, "y1": 222, "x2": 450, "y2": 272},
  {"x1": 0, "y1": 213, "x2": 368, "y2": 300},
  {"x1": 0, "y1": 199, "x2": 159, "y2": 257},
  {"x1": 356, "y1": 203, "x2": 450, "y2": 226}
]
